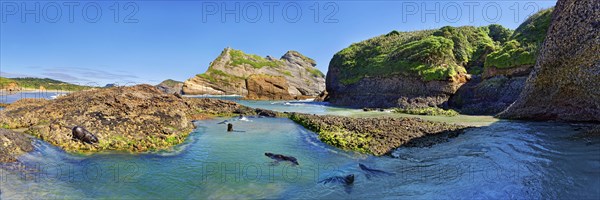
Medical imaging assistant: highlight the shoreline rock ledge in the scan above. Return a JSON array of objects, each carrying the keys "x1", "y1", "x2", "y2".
[
  {"x1": 498, "y1": 0, "x2": 600, "y2": 122},
  {"x1": 0, "y1": 84, "x2": 273, "y2": 153},
  {"x1": 289, "y1": 113, "x2": 467, "y2": 156}
]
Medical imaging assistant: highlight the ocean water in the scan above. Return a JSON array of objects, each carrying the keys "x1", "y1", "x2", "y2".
[{"x1": 1, "y1": 96, "x2": 599, "y2": 199}]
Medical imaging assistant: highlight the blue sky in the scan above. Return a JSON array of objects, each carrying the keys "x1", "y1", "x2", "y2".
[{"x1": 0, "y1": 0, "x2": 556, "y2": 86}]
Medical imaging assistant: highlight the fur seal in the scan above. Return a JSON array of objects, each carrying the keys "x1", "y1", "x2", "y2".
[
  {"x1": 72, "y1": 126, "x2": 99, "y2": 144},
  {"x1": 264, "y1": 152, "x2": 299, "y2": 165}
]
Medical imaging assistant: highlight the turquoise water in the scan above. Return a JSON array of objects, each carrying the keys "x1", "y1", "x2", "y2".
[{"x1": 1, "y1": 96, "x2": 599, "y2": 199}]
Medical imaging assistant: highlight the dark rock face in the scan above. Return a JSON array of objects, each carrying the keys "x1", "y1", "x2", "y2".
[
  {"x1": 499, "y1": 0, "x2": 600, "y2": 121},
  {"x1": 0, "y1": 129, "x2": 33, "y2": 163},
  {"x1": 326, "y1": 74, "x2": 467, "y2": 108},
  {"x1": 449, "y1": 75, "x2": 526, "y2": 115}
]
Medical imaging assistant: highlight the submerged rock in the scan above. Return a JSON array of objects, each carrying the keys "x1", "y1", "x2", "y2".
[
  {"x1": 289, "y1": 113, "x2": 467, "y2": 156},
  {"x1": 499, "y1": 0, "x2": 600, "y2": 121},
  {"x1": 0, "y1": 129, "x2": 33, "y2": 163}
]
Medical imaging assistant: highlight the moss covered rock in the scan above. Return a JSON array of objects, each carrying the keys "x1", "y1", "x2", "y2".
[
  {"x1": 289, "y1": 113, "x2": 466, "y2": 156},
  {"x1": 0, "y1": 85, "x2": 264, "y2": 153}
]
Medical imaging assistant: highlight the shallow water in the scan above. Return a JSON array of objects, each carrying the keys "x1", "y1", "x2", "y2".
[
  {"x1": 1, "y1": 96, "x2": 599, "y2": 199},
  {"x1": 0, "y1": 91, "x2": 69, "y2": 103}
]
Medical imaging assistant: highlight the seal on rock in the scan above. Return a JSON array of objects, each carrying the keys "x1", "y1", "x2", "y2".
[{"x1": 72, "y1": 126, "x2": 99, "y2": 144}]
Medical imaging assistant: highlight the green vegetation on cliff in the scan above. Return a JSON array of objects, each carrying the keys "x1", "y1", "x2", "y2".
[
  {"x1": 485, "y1": 8, "x2": 553, "y2": 69},
  {"x1": 331, "y1": 25, "x2": 502, "y2": 84},
  {"x1": 0, "y1": 77, "x2": 93, "y2": 91},
  {"x1": 229, "y1": 49, "x2": 283, "y2": 69}
]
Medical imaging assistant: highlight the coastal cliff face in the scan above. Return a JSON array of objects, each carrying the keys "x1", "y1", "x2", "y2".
[
  {"x1": 326, "y1": 26, "x2": 499, "y2": 108},
  {"x1": 183, "y1": 48, "x2": 325, "y2": 98},
  {"x1": 326, "y1": 9, "x2": 553, "y2": 113},
  {"x1": 449, "y1": 8, "x2": 553, "y2": 115},
  {"x1": 499, "y1": 0, "x2": 600, "y2": 121}
]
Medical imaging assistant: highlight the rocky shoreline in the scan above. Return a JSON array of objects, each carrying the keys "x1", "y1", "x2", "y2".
[
  {"x1": 0, "y1": 128, "x2": 34, "y2": 163},
  {"x1": 0, "y1": 84, "x2": 277, "y2": 154},
  {"x1": 289, "y1": 113, "x2": 467, "y2": 156}
]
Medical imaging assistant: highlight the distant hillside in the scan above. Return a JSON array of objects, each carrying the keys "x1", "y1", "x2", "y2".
[{"x1": 0, "y1": 77, "x2": 94, "y2": 91}]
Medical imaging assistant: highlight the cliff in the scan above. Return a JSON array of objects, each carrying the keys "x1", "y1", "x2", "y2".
[
  {"x1": 183, "y1": 48, "x2": 325, "y2": 99},
  {"x1": 326, "y1": 26, "x2": 499, "y2": 108},
  {"x1": 483, "y1": 8, "x2": 553, "y2": 78},
  {"x1": 499, "y1": 0, "x2": 600, "y2": 121}
]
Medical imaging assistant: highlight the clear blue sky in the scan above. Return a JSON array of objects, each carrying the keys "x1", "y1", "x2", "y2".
[{"x1": 0, "y1": 0, "x2": 556, "y2": 86}]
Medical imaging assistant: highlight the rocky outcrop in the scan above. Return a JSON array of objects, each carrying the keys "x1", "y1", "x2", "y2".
[
  {"x1": 314, "y1": 90, "x2": 329, "y2": 102},
  {"x1": 0, "y1": 129, "x2": 33, "y2": 163},
  {"x1": 325, "y1": 25, "x2": 498, "y2": 108},
  {"x1": 183, "y1": 48, "x2": 325, "y2": 98},
  {"x1": 449, "y1": 75, "x2": 526, "y2": 115},
  {"x1": 327, "y1": 73, "x2": 468, "y2": 108},
  {"x1": 244, "y1": 75, "x2": 293, "y2": 100},
  {"x1": 499, "y1": 0, "x2": 600, "y2": 121},
  {"x1": 289, "y1": 113, "x2": 467, "y2": 156},
  {"x1": 156, "y1": 79, "x2": 183, "y2": 94},
  {"x1": 0, "y1": 84, "x2": 269, "y2": 153}
]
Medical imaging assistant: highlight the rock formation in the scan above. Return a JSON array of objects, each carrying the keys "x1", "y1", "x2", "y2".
[
  {"x1": 289, "y1": 113, "x2": 466, "y2": 156},
  {"x1": 499, "y1": 0, "x2": 600, "y2": 121},
  {"x1": 0, "y1": 84, "x2": 271, "y2": 152},
  {"x1": 325, "y1": 26, "x2": 497, "y2": 108},
  {"x1": 244, "y1": 74, "x2": 293, "y2": 100},
  {"x1": 156, "y1": 79, "x2": 183, "y2": 94},
  {"x1": 183, "y1": 48, "x2": 325, "y2": 98},
  {"x1": 0, "y1": 128, "x2": 33, "y2": 163}
]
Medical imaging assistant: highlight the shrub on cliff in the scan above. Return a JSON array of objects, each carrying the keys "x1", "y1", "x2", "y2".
[
  {"x1": 330, "y1": 25, "x2": 499, "y2": 85},
  {"x1": 484, "y1": 8, "x2": 553, "y2": 70}
]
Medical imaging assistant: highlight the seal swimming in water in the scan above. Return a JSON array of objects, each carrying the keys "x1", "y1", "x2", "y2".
[
  {"x1": 359, "y1": 163, "x2": 395, "y2": 179},
  {"x1": 264, "y1": 152, "x2": 299, "y2": 165},
  {"x1": 318, "y1": 174, "x2": 355, "y2": 185},
  {"x1": 72, "y1": 126, "x2": 99, "y2": 144},
  {"x1": 318, "y1": 174, "x2": 355, "y2": 193}
]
